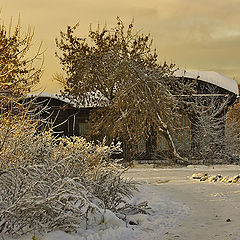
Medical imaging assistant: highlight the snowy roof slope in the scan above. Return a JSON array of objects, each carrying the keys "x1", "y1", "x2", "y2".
[
  {"x1": 174, "y1": 70, "x2": 239, "y2": 95},
  {"x1": 27, "y1": 70, "x2": 238, "y2": 107},
  {"x1": 26, "y1": 92, "x2": 76, "y2": 106},
  {"x1": 26, "y1": 92, "x2": 108, "y2": 108}
]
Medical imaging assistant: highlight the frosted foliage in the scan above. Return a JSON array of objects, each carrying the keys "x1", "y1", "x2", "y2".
[
  {"x1": 191, "y1": 88, "x2": 233, "y2": 163},
  {"x1": 0, "y1": 17, "x2": 139, "y2": 237},
  {"x1": 56, "y1": 18, "x2": 195, "y2": 162},
  {"x1": 226, "y1": 103, "x2": 240, "y2": 160},
  {"x1": 226, "y1": 121, "x2": 240, "y2": 157},
  {"x1": 0, "y1": 126, "x2": 138, "y2": 235}
]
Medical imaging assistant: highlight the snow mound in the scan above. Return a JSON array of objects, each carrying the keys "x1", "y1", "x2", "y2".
[{"x1": 191, "y1": 173, "x2": 240, "y2": 183}]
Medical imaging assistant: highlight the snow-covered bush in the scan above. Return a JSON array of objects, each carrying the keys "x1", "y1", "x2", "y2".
[
  {"x1": 0, "y1": 126, "x2": 138, "y2": 235},
  {"x1": 55, "y1": 137, "x2": 137, "y2": 212}
]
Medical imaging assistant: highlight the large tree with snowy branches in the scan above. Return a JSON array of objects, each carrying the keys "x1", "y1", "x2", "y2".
[{"x1": 55, "y1": 18, "x2": 193, "y2": 162}]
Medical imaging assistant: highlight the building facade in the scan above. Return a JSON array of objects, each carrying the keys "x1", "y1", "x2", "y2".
[{"x1": 26, "y1": 71, "x2": 239, "y2": 161}]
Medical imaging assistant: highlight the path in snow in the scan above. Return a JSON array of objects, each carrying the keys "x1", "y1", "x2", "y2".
[{"x1": 124, "y1": 165, "x2": 240, "y2": 240}]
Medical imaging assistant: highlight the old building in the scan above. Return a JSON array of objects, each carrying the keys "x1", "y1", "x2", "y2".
[
  {"x1": 25, "y1": 93, "x2": 91, "y2": 137},
  {"x1": 26, "y1": 71, "x2": 239, "y2": 161}
]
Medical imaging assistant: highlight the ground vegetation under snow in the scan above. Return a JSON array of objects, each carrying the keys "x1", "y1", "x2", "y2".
[
  {"x1": 0, "y1": 126, "x2": 142, "y2": 237},
  {"x1": 2, "y1": 161, "x2": 240, "y2": 240}
]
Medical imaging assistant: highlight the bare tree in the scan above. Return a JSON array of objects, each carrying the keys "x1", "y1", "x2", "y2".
[{"x1": 190, "y1": 85, "x2": 232, "y2": 164}]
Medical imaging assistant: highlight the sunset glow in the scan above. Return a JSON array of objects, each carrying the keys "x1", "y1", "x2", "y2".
[{"x1": 1, "y1": 0, "x2": 239, "y2": 92}]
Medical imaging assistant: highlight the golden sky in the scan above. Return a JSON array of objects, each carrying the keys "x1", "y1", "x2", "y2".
[{"x1": 1, "y1": 0, "x2": 240, "y2": 93}]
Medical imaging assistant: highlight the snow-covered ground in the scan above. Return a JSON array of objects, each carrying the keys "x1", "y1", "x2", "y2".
[
  {"x1": 5, "y1": 164, "x2": 240, "y2": 240},
  {"x1": 125, "y1": 164, "x2": 240, "y2": 240}
]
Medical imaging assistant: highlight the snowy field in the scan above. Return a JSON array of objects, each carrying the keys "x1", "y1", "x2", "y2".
[
  {"x1": 4, "y1": 164, "x2": 240, "y2": 240},
  {"x1": 125, "y1": 164, "x2": 240, "y2": 240}
]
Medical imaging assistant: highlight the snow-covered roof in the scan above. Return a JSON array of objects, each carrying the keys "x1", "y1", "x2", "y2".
[
  {"x1": 174, "y1": 70, "x2": 239, "y2": 95},
  {"x1": 26, "y1": 92, "x2": 75, "y2": 105},
  {"x1": 26, "y1": 92, "x2": 62, "y2": 100},
  {"x1": 25, "y1": 92, "x2": 108, "y2": 108},
  {"x1": 27, "y1": 70, "x2": 238, "y2": 106}
]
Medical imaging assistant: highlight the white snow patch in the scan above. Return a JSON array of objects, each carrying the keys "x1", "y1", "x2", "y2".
[{"x1": 174, "y1": 69, "x2": 239, "y2": 95}]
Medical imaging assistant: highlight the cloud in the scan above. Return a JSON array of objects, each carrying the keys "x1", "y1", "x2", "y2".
[{"x1": 1, "y1": 0, "x2": 239, "y2": 92}]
